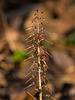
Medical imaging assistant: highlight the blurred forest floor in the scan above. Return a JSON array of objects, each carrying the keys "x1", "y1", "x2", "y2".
[{"x1": 0, "y1": 0, "x2": 75, "y2": 100}]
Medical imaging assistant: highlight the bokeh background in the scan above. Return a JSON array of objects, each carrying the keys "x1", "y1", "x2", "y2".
[{"x1": 0, "y1": 0, "x2": 75, "y2": 100}]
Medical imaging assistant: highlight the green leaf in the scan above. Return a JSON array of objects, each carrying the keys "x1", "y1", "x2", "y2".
[
  {"x1": 13, "y1": 51, "x2": 29, "y2": 62},
  {"x1": 65, "y1": 34, "x2": 75, "y2": 45}
]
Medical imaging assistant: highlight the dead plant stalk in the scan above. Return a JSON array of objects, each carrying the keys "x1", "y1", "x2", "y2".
[{"x1": 37, "y1": 21, "x2": 42, "y2": 100}]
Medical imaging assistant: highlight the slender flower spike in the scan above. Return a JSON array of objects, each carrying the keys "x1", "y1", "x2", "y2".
[
  {"x1": 25, "y1": 75, "x2": 35, "y2": 84},
  {"x1": 24, "y1": 9, "x2": 55, "y2": 100},
  {"x1": 24, "y1": 82, "x2": 35, "y2": 89},
  {"x1": 27, "y1": 91, "x2": 37, "y2": 100}
]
